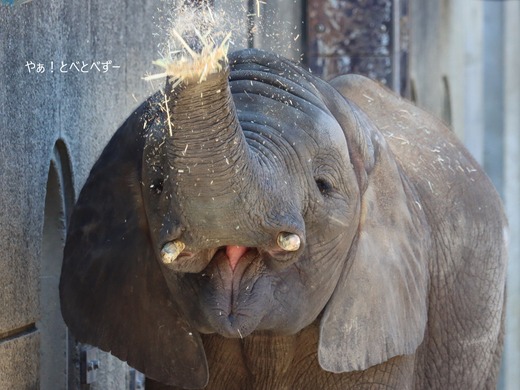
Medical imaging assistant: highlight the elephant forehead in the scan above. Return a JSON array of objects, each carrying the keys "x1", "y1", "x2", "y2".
[
  {"x1": 288, "y1": 108, "x2": 349, "y2": 162},
  {"x1": 235, "y1": 93, "x2": 345, "y2": 152}
]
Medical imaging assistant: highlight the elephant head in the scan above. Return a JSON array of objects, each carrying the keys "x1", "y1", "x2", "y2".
[{"x1": 60, "y1": 49, "x2": 429, "y2": 388}]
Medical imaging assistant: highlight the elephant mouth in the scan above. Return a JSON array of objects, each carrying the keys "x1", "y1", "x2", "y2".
[
  {"x1": 225, "y1": 245, "x2": 250, "y2": 271},
  {"x1": 196, "y1": 246, "x2": 273, "y2": 338}
]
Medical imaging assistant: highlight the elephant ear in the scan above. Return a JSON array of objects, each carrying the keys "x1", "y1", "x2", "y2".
[
  {"x1": 59, "y1": 99, "x2": 208, "y2": 388},
  {"x1": 318, "y1": 75, "x2": 430, "y2": 373}
]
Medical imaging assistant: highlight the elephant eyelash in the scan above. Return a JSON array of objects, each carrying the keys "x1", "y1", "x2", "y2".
[{"x1": 315, "y1": 178, "x2": 334, "y2": 195}]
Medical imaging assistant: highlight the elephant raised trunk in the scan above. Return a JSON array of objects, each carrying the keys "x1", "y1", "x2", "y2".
[
  {"x1": 159, "y1": 57, "x2": 304, "y2": 271},
  {"x1": 163, "y1": 63, "x2": 255, "y2": 240},
  {"x1": 164, "y1": 66, "x2": 251, "y2": 194}
]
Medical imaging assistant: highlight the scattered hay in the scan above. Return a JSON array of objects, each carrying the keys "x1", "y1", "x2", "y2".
[
  {"x1": 143, "y1": 2, "x2": 234, "y2": 137},
  {"x1": 144, "y1": 2, "x2": 232, "y2": 86}
]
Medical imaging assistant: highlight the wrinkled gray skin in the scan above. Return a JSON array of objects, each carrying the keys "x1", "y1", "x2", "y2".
[{"x1": 60, "y1": 49, "x2": 507, "y2": 389}]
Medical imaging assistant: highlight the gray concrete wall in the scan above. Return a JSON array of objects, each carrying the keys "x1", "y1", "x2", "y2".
[
  {"x1": 214, "y1": 0, "x2": 304, "y2": 62},
  {"x1": 502, "y1": 3, "x2": 520, "y2": 388},
  {"x1": 251, "y1": 0, "x2": 303, "y2": 62},
  {"x1": 0, "y1": 0, "x2": 163, "y2": 388}
]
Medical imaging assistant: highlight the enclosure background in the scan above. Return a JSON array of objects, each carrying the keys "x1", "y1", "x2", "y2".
[{"x1": 0, "y1": 0, "x2": 518, "y2": 388}]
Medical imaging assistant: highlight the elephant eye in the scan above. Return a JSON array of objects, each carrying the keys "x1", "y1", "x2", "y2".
[
  {"x1": 150, "y1": 178, "x2": 164, "y2": 195},
  {"x1": 315, "y1": 178, "x2": 334, "y2": 195}
]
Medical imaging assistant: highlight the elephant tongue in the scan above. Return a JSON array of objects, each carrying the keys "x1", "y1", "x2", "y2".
[{"x1": 226, "y1": 246, "x2": 249, "y2": 271}]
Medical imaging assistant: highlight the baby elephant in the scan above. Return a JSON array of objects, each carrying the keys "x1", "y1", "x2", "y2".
[{"x1": 60, "y1": 48, "x2": 507, "y2": 389}]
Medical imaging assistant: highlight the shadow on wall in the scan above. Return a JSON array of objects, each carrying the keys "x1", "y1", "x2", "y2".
[{"x1": 39, "y1": 139, "x2": 75, "y2": 390}]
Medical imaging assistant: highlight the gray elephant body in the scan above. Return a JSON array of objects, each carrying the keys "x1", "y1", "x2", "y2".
[
  {"x1": 147, "y1": 322, "x2": 417, "y2": 390},
  {"x1": 336, "y1": 76, "x2": 506, "y2": 389},
  {"x1": 60, "y1": 49, "x2": 506, "y2": 389}
]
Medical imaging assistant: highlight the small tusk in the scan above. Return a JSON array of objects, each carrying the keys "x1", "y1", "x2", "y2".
[
  {"x1": 277, "y1": 232, "x2": 301, "y2": 252},
  {"x1": 161, "y1": 240, "x2": 186, "y2": 265}
]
